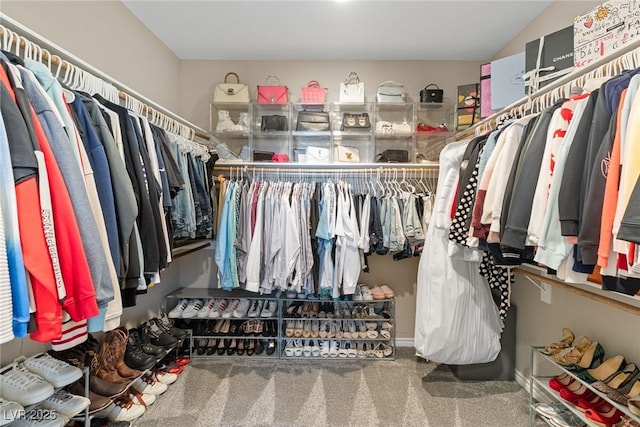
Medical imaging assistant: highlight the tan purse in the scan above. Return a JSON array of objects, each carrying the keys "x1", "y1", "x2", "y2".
[{"x1": 334, "y1": 146, "x2": 360, "y2": 163}]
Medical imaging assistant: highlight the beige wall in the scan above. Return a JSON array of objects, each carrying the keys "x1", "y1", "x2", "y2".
[
  {"x1": 179, "y1": 60, "x2": 485, "y2": 131},
  {"x1": 511, "y1": 274, "x2": 640, "y2": 379},
  {"x1": 493, "y1": 0, "x2": 601, "y2": 60},
  {"x1": 0, "y1": 1, "x2": 181, "y2": 111}
]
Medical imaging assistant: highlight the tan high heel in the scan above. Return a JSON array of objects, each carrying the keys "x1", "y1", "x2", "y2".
[
  {"x1": 541, "y1": 328, "x2": 575, "y2": 355},
  {"x1": 551, "y1": 336, "x2": 593, "y2": 366},
  {"x1": 581, "y1": 355, "x2": 626, "y2": 383},
  {"x1": 593, "y1": 364, "x2": 638, "y2": 394}
]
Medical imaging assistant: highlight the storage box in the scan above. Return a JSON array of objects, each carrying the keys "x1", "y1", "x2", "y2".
[
  {"x1": 480, "y1": 63, "x2": 494, "y2": 119},
  {"x1": 525, "y1": 25, "x2": 574, "y2": 94},
  {"x1": 574, "y1": 0, "x2": 640, "y2": 68},
  {"x1": 491, "y1": 52, "x2": 525, "y2": 111}
]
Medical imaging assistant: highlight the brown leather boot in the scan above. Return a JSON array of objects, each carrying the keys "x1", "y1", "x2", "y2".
[
  {"x1": 93, "y1": 334, "x2": 131, "y2": 384},
  {"x1": 112, "y1": 328, "x2": 143, "y2": 379}
]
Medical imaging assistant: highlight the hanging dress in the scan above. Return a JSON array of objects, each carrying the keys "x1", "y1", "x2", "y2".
[{"x1": 414, "y1": 139, "x2": 503, "y2": 365}]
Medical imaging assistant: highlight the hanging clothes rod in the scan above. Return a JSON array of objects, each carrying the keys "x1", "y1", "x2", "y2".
[
  {"x1": 458, "y1": 39, "x2": 640, "y2": 140},
  {"x1": 0, "y1": 14, "x2": 210, "y2": 141},
  {"x1": 213, "y1": 163, "x2": 439, "y2": 175}
]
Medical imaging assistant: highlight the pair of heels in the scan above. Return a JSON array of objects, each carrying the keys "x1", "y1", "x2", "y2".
[
  {"x1": 552, "y1": 375, "x2": 624, "y2": 425},
  {"x1": 550, "y1": 337, "x2": 605, "y2": 372}
]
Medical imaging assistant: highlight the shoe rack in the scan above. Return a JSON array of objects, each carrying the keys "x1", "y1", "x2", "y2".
[
  {"x1": 528, "y1": 346, "x2": 640, "y2": 426},
  {"x1": 164, "y1": 288, "x2": 280, "y2": 359},
  {"x1": 163, "y1": 288, "x2": 396, "y2": 360},
  {"x1": 210, "y1": 101, "x2": 455, "y2": 164},
  {"x1": 280, "y1": 298, "x2": 396, "y2": 360}
]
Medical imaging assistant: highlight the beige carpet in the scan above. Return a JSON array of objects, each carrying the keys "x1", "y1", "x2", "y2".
[{"x1": 132, "y1": 348, "x2": 532, "y2": 427}]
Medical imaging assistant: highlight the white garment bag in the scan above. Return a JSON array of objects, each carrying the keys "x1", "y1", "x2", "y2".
[{"x1": 414, "y1": 140, "x2": 503, "y2": 365}]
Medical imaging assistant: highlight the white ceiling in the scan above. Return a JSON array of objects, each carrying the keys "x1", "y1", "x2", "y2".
[{"x1": 122, "y1": 0, "x2": 552, "y2": 61}]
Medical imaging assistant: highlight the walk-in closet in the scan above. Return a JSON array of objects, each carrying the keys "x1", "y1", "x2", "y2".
[{"x1": 0, "y1": 1, "x2": 639, "y2": 426}]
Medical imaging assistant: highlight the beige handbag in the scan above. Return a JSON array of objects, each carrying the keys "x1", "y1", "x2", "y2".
[
  {"x1": 334, "y1": 146, "x2": 360, "y2": 163},
  {"x1": 213, "y1": 72, "x2": 250, "y2": 104}
]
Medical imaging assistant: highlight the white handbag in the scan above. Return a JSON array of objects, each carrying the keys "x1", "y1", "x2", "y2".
[
  {"x1": 376, "y1": 81, "x2": 406, "y2": 103},
  {"x1": 213, "y1": 72, "x2": 250, "y2": 104},
  {"x1": 339, "y1": 72, "x2": 365, "y2": 103},
  {"x1": 306, "y1": 146, "x2": 330, "y2": 163},
  {"x1": 334, "y1": 145, "x2": 360, "y2": 163}
]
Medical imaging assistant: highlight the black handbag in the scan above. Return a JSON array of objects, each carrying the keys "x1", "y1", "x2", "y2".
[
  {"x1": 376, "y1": 149, "x2": 409, "y2": 163},
  {"x1": 340, "y1": 113, "x2": 371, "y2": 130},
  {"x1": 260, "y1": 115, "x2": 288, "y2": 131},
  {"x1": 420, "y1": 84, "x2": 444, "y2": 103},
  {"x1": 253, "y1": 150, "x2": 275, "y2": 161},
  {"x1": 296, "y1": 111, "x2": 330, "y2": 131}
]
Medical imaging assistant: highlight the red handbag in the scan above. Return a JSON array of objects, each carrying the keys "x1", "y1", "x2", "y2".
[
  {"x1": 272, "y1": 154, "x2": 289, "y2": 162},
  {"x1": 257, "y1": 75, "x2": 288, "y2": 104},
  {"x1": 301, "y1": 80, "x2": 326, "y2": 104}
]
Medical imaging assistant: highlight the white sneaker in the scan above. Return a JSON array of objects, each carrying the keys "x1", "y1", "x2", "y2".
[
  {"x1": 40, "y1": 390, "x2": 90, "y2": 418},
  {"x1": 129, "y1": 391, "x2": 156, "y2": 407},
  {"x1": 0, "y1": 364, "x2": 54, "y2": 406},
  {"x1": 181, "y1": 299, "x2": 204, "y2": 318},
  {"x1": 168, "y1": 299, "x2": 189, "y2": 318},
  {"x1": 353, "y1": 284, "x2": 364, "y2": 302},
  {"x1": 232, "y1": 299, "x2": 251, "y2": 318},
  {"x1": 197, "y1": 298, "x2": 217, "y2": 318},
  {"x1": 95, "y1": 397, "x2": 146, "y2": 422},
  {"x1": 238, "y1": 112, "x2": 250, "y2": 132},
  {"x1": 23, "y1": 353, "x2": 83, "y2": 388},
  {"x1": 0, "y1": 398, "x2": 23, "y2": 426},
  {"x1": 153, "y1": 371, "x2": 177, "y2": 385},
  {"x1": 222, "y1": 300, "x2": 239, "y2": 318},
  {"x1": 215, "y1": 110, "x2": 236, "y2": 132},
  {"x1": 260, "y1": 300, "x2": 277, "y2": 318},
  {"x1": 247, "y1": 300, "x2": 264, "y2": 318},
  {"x1": 131, "y1": 374, "x2": 168, "y2": 395},
  {"x1": 360, "y1": 285, "x2": 374, "y2": 301},
  {"x1": 209, "y1": 299, "x2": 228, "y2": 318}
]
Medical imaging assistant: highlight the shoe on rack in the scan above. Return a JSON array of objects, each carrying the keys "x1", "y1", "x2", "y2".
[
  {"x1": 222, "y1": 300, "x2": 239, "y2": 319},
  {"x1": 95, "y1": 396, "x2": 146, "y2": 422},
  {"x1": 541, "y1": 328, "x2": 575, "y2": 356},
  {"x1": 548, "y1": 411, "x2": 587, "y2": 427},
  {"x1": 103, "y1": 329, "x2": 143, "y2": 379},
  {"x1": 593, "y1": 363, "x2": 639, "y2": 394},
  {"x1": 197, "y1": 298, "x2": 217, "y2": 318},
  {"x1": 233, "y1": 299, "x2": 251, "y2": 318},
  {"x1": 580, "y1": 355, "x2": 626, "y2": 383},
  {"x1": 549, "y1": 373, "x2": 574, "y2": 392},
  {"x1": 154, "y1": 315, "x2": 188, "y2": 341},
  {"x1": 181, "y1": 299, "x2": 204, "y2": 318},
  {"x1": 124, "y1": 331, "x2": 157, "y2": 372},
  {"x1": 168, "y1": 299, "x2": 189, "y2": 318},
  {"x1": 238, "y1": 112, "x2": 250, "y2": 132},
  {"x1": 129, "y1": 327, "x2": 164, "y2": 357},
  {"x1": 145, "y1": 320, "x2": 179, "y2": 349},
  {"x1": 0, "y1": 363, "x2": 54, "y2": 406},
  {"x1": 131, "y1": 374, "x2": 168, "y2": 396},
  {"x1": 0, "y1": 398, "x2": 23, "y2": 425},
  {"x1": 67, "y1": 381, "x2": 113, "y2": 412},
  {"x1": 23, "y1": 352, "x2": 83, "y2": 388},
  {"x1": 40, "y1": 389, "x2": 91, "y2": 418},
  {"x1": 83, "y1": 374, "x2": 128, "y2": 399},
  {"x1": 247, "y1": 300, "x2": 264, "y2": 318},
  {"x1": 370, "y1": 286, "x2": 386, "y2": 300},
  {"x1": 260, "y1": 300, "x2": 276, "y2": 318},
  {"x1": 215, "y1": 143, "x2": 242, "y2": 162},
  {"x1": 209, "y1": 299, "x2": 228, "y2": 319},
  {"x1": 151, "y1": 369, "x2": 177, "y2": 385},
  {"x1": 585, "y1": 400, "x2": 623, "y2": 426}
]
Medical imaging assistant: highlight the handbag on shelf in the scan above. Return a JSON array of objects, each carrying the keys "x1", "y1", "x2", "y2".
[
  {"x1": 213, "y1": 72, "x2": 250, "y2": 104},
  {"x1": 305, "y1": 146, "x2": 330, "y2": 163},
  {"x1": 376, "y1": 121, "x2": 411, "y2": 136},
  {"x1": 253, "y1": 150, "x2": 275, "y2": 162},
  {"x1": 272, "y1": 154, "x2": 289, "y2": 162},
  {"x1": 420, "y1": 84, "x2": 444, "y2": 103},
  {"x1": 301, "y1": 80, "x2": 327, "y2": 105},
  {"x1": 340, "y1": 113, "x2": 370, "y2": 131},
  {"x1": 376, "y1": 81, "x2": 406, "y2": 103},
  {"x1": 334, "y1": 145, "x2": 360, "y2": 163},
  {"x1": 376, "y1": 149, "x2": 409, "y2": 163},
  {"x1": 257, "y1": 75, "x2": 289, "y2": 104},
  {"x1": 296, "y1": 111, "x2": 330, "y2": 132},
  {"x1": 260, "y1": 115, "x2": 288, "y2": 132},
  {"x1": 339, "y1": 72, "x2": 365, "y2": 103}
]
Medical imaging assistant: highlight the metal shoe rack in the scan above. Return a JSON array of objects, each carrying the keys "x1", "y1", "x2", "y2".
[
  {"x1": 163, "y1": 288, "x2": 396, "y2": 360},
  {"x1": 528, "y1": 345, "x2": 640, "y2": 426}
]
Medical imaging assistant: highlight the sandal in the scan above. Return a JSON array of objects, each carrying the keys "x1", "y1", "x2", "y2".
[
  {"x1": 366, "y1": 322, "x2": 379, "y2": 339},
  {"x1": 285, "y1": 339, "x2": 295, "y2": 357},
  {"x1": 294, "y1": 339, "x2": 304, "y2": 357},
  {"x1": 329, "y1": 340, "x2": 339, "y2": 358},
  {"x1": 382, "y1": 343, "x2": 393, "y2": 357},
  {"x1": 303, "y1": 340, "x2": 312, "y2": 357},
  {"x1": 373, "y1": 343, "x2": 385, "y2": 358},
  {"x1": 285, "y1": 320, "x2": 295, "y2": 337},
  {"x1": 338, "y1": 341, "x2": 349, "y2": 358},
  {"x1": 380, "y1": 284, "x2": 395, "y2": 299},
  {"x1": 319, "y1": 321, "x2": 330, "y2": 338},
  {"x1": 310, "y1": 320, "x2": 319, "y2": 338},
  {"x1": 302, "y1": 320, "x2": 312, "y2": 338},
  {"x1": 541, "y1": 328, "x2": 575, "y2": 355},
  {"x1": 294, "y1": 320, "x2": 304, "y2": 338},
  {"x1": 320, "y1": 340, "x2": 330, "y2": 357},
  {"x1": 347, "y1": 341, "x2": 358, "y2": 358},
  {"x1": 311, "y1": 340, "x2": 320, "y2": 357},
  {"x1": 356, "y1": 341, "x2": 365, "y2": 358}
]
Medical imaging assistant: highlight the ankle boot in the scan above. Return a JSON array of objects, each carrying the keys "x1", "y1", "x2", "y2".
[
  {"x1": 113, "y1": 328, "x2": 144, "y2": 379},
  {"x1": 93, "y1": 333, "x2": 134, "y2": 384}
]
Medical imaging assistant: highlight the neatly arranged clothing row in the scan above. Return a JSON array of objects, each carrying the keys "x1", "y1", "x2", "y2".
[
  {"x1": 214, "y1": 177, "x2": 433, "y2": 297},
  {"x1": 415, "y1": 66, "x2": 640, "y2": 365},
  {"x1": 0, "y1": 50, "x2": 212, "y2": 348}
]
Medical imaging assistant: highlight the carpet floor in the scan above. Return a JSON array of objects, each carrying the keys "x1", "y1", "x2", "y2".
[{"x1": 132, "y1": 348, "x2": 533, "y2": 427}]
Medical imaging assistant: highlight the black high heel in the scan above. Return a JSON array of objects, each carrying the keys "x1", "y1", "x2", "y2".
[
  {"x1": 196, "y1": 338, "x2": 207, "y2": 355},
  {"x1": 246, "y1": 339, "x2": 255, "y2": 356},
  {"x1": 266, "y1": 340, "x2": 276, "y2": 356},
  {"x1": 237, "y1": 339, "x2": 245, "y2": 356},
  {"x1": 254, "y1": 340, "x2": 264, "y2": 356},
  {"x1": 217, "y1": 339, "x2": 229, "y2": 355},
  {"x1": 227, "y1": 338, "x2": 237, "y2": 355},
  {"x1": 206, "y1": 338, "x2": 218, "y2": 355}
]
